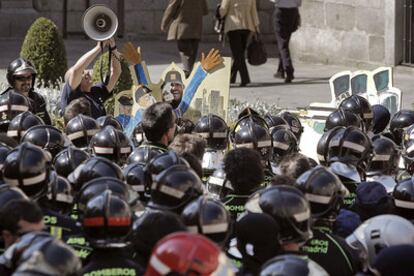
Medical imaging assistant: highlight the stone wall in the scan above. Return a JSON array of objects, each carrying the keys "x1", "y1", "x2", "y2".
[
  {"x1": 0, "y1": 0, "x2": 38, "y2": 37},
  {"x1": 290, "y1": 0, "x2": 401, "y2": 66},
  {"x1": 0, "y1": 0, "x2": 276, "y2": 41},
  {"x1": 0, "y1": 0, "x2": 404, "y2": 66},
  {"x1": 121, "y1": 0, "x2": 276, "y2": 41}
]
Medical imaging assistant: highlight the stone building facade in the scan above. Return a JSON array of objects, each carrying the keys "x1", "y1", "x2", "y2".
[
  {"x1": 0, "y1": 0, "x2": 408, "y2": 67},
  {"x1": 291, "y1": 0, "x2": 405, "y2": 67},
  {"x1": 0, "y1": 0, "x2": 277, "y2": 40}
]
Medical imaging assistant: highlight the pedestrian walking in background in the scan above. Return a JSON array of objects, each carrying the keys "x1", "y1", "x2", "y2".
[
  {"x1": 161, "y1": 0, "x2": 209, "y2": 78},
  {"x1": 272, "y1": 0, "x2": 301, "y2": 83},
  {"x1": 220, "y1": 0, "x2": 260, "y2": 87}
]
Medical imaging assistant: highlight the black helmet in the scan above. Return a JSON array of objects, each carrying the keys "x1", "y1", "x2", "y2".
[
  {"x1": 3, "y1": 142, "x2": 51, "y2": 200},
  {"x1": 96, "y1": 115, "x2": 123, "y2": 131},
  {"x1": 324, "y1": 108, "x2": 362, "y2": 131},
  {"x1": 21, "y1": 125, "x2": 67, "y2": 158},
  {"x1": 194, "y1": 114, "x2": 228, "y2": 150},
  {"x1": 393, "y1": 178, "x2": 414, "y2": 220},
  {"x1": 339, "y1": 95, "x2": 373, "y2": 132},
  {"x1": 131, "y1": 210, "x2": 187, "y2": 265},
  {"x1": 237, "y1": 108, "x2": 269, "y2": 131},
  {"x1": 0, "y1": 144, "x2": 12, "y2": 180},
  {"x1": 0, "y1": 90, "x2": 31, "y2": 132},
  {"x1": 15, "y1": 238, "x2": 81, "y2": 275},
  {"x1": 264, "y1": 113, "x2": 289, "y2": 129},
  {"x1": 316, "y1": 126, "x2": 345, "y2": 166},
  {"x1": 127, "y1": 144, "x2": 165, "y2": 165},
  {"x1": 148, "y1": 165, "x2": 204, "y2": 213},
  {"x1": 7, "y1": 58, "x2": 37, "y2": 87},
  {"x1": 206, "y1": 167, "x2": 233, "y2": 200},
  {"x1": 65, "y1": 114, "x2": 99, "y2": 149},
  {"x1": 260, "y1": 254, "x2": 328, "y2": 276},
  {"x1": 90, "y1": 125, "x2": 132, "y2": 165},
  {"x1": 270, "y1": 126, "x2": 299, "y2": 163},
  {"x1": 238, "y1": 107, "x2": 262, "y2": 121},
  {"x1": 181, "y1": 196, "x2": 231, "y2": 246},
  {"x1": 245, "y1": 185, "x2": 312, "y2": 245},
  {"x1": 295, "y1": 166, "x2": 345, "y2": 221},
  {"x1": 53, "y1": 146, "x2": 90, "y2": 178},
  {"x1": 278, "y1": 111, "x2": 304, "y2": 141},
  {"x1": 144, "y1": 150, "x2": 189, "y2": 184},
  {"x1": 131, "y1": 122, "x2": 146, "y2": 147},
  {"x1": 77, "y1": 177, "x2": 130, "y2": 216},
  {"x1": 0, "y1": 184, "x2": 28, "y2": 209},
  {"x1": 372, "y1": 104, "x2": 390, "y2": 134},
  {"x1": 123, "y1": 162, "x2": 150, "y2": 203},
  {"x1": 367, "y1": 136, "x2": 400, "y2": 176},
  {"x1": 235, "y1": 212, "x2": 281, "y2": 267},
  {"x1": 231, "y1": 116, "x2": 272, "y2": 162},
  {"x1": 389, "y1": 110, "x2": 414, "y2": 146},
  {"x1": 82, "y1": 190, "x2": 132, "y2": 248},
  {"x1": 67, "y1": 156, "x2": 124, "y2": 191},
  {"x1": 327, "y1": 126, "x2": 372, "y2": 172},
  {"x1": 46, "y1": 172, "x2": 74, "y2": 215},
  {"x1": 7, "y1": 111, "x2": 44, "y2": 142}
]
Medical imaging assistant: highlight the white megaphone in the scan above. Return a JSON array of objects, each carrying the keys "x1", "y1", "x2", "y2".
[{"x1": 82, "y1": 5, "x2": 118, "y2": 41}]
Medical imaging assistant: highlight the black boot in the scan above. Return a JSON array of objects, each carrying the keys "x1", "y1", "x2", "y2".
[{"x1": 285, "y1": 74, "x2": 294, "y2": 83}]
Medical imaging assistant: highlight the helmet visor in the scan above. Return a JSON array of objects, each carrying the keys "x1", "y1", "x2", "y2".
[
  {"x1": 206, "y1": 176, "x2": 233, "y2": 199},
  {"x1": 202, "y1": 151, "x2": 224, "y2": 172}
]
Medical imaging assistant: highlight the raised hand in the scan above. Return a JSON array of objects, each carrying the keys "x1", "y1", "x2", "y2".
[
  {"x1": 121, "y1": 42, "x2": 142, "y2": 64},
  {"x1": 200, "y1": 48, "x2": 223, "y2": 72},
  {"x1": 100, "y1": 37, "x2": 116, "y2": 49}
]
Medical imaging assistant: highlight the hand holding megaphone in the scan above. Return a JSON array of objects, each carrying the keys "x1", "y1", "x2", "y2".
[{"x1": 100, "y1": 38, "x2": 116, "y2": 49}]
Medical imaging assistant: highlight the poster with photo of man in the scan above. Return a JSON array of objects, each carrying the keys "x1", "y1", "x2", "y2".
[
  {"x1": 156, "y1": 57, "x2": 231, "y2": 123},
  {"x1": 117, "y1": 43, "x2": 229, "y2": 135}
]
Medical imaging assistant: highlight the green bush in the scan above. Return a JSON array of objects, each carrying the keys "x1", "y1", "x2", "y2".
[
  {"x1": 20, "y1": 17, "x2": 67, "y2": 89},
  {"x1": 92, "y1": 52, "x2": 132, "y2": 114}
]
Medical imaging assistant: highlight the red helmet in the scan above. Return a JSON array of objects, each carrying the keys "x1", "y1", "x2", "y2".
[{"x1": 145, "y1": 232, "x2": 235, "y2": 276}]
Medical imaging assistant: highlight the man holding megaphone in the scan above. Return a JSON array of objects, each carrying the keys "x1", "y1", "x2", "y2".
[
  {"x1": 60, "y1": 38, "x2": 121, "y2": 119},
  {"x1": 61, "y1": 5, "x2": 121, "y2": 119}
]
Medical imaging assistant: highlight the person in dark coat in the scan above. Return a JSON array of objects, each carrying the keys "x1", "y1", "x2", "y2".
[{"x1": 161, "y1": 0, "x2": 209, "y2": 78}]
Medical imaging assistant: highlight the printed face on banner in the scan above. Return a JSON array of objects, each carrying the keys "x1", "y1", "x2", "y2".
[{"x1": 114, "y1": 58, "x2": 231, "y2": 125}]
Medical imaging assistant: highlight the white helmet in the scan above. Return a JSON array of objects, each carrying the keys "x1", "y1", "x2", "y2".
[{"x1": 346, "y1": 214, "x2": 414, "y2": 272}]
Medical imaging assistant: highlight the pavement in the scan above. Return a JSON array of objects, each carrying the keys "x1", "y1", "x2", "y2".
[{"x1": 0, "y1": 38, "x2": 413, "y2": 109}]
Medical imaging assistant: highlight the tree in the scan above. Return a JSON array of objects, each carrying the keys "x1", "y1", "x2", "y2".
[{"x1": 20, "y1": 17, "x2": 67, "y2": 89}]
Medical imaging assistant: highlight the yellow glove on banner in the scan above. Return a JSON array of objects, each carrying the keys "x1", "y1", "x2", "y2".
[
  {"x1": 121, "y1": 42, "x2": 141, "y2": 64},
  {"x1": 200, "y1": 48, "x2": 223, "y2": 72}
]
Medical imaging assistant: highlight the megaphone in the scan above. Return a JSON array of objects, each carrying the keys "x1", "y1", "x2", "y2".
[{"x1": 82, "y1": 5, "x2": 118, "y2": 41}]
